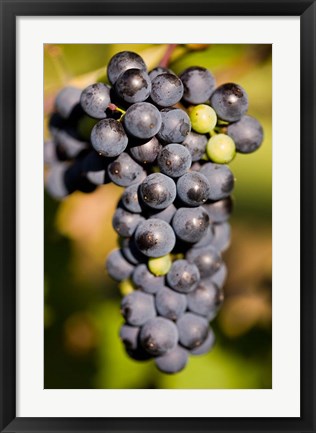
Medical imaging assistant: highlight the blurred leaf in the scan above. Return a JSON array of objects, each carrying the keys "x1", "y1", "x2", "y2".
[
  {"x1": 55, "y1": 185, "x2": 122, "y2": 284},
  {"x1": 218, "y1": 294, "x2": 272, "y2": 338},
  {"x1": 159, "y1": 344, "x2": 267, "y2": 389},
  {"x1": 60, "y1": 45, "x2": 112, "y2": 77},
  {"x1": 171, "y1": 44, "x2": 247, "y2": 75},
  {"x1": 63, "y1": 312, "x2": 98, "y2": 356},
  {"x1": 225, "y1": 223, "x2": 272, "y2": 290}
]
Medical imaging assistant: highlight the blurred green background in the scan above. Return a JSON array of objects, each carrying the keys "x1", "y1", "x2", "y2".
[{"x1": 44, "y1": 44, "x2": 272, "y2": 389}]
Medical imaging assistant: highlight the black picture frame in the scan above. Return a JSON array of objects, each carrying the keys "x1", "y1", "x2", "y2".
[{"x1": 0, "y1": 1, "x2": 315, "y2": 432}]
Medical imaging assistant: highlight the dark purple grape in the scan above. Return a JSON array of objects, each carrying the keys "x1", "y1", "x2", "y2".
[
  {"x1": 132, "y1": 264, "x2": 165, "y2": 294},
  {"x1": 107, "y1": 51, "x2": 147, "y2": 85},
  {"x1": 206, "y1": 286, "x2": 224, "y2": 321},
  {"x1": 140, "y1": 317, "x2": 178, "y2": 356},
  {"x1": 211, "y1": 222, "x2": 231, "y2": 252},
  {"x1": 187, "y1": 280, "x2": 223, "y2": 317},
  {"x1": 91, "y1": 118, "x2": 128, "y2": 157},
  {"x1": 45, "y1": 163, "x2": 70, "y2": 200},
  {"x1": 107, "y1": 152, "x2": 146, "y2": 187},
  {"x1": 86, "y1": 170, "x2": 107, "y2": 185},
  {"x1": 149, "y1": 67, "x2": 174, "y2": 81},
  {"x1": 155, "y1": 286, "x2": 187, "y2": 321},
  {"x1": 105, "y1": 249, "x2": 134, "y2": 281},
  {"x1": 55, "y1": 86, "x2": 81, "y2": 119},
  {"x1": 119, "y1": 236, "x2": 145, "y2": 265},
  {"x1": 81, "y1": 151, "x2": 108, "y2": 172},
  {"x1": 122, "y1": 184, "x2": 143, "y2": 213},
  {"x1": 203, "y1": 197, "x2": 233, "y2": 223},
  {"x1": 186, "y1": 246, "x2": 222, "y2": 278},
  {"x1": 51, "y1": 161, "x2": 80, "y2": 196},
  {"x1": 80, "y1": 83, "x2": 110, "y2": 119},
  {"x1": 119, "y1": 325, "x2": 140, "y2": 351},
  {"x1": 121, "y1": 291, "x2": 156, "y2": 326},
  {"x1": 129, "y1": 136, "x2": 162, "y2": 165},
  {"x1": 151, "y1": 73, "x2": 183, "y2": 107},
  {"x1": 155, "y1": 345, "x2": 188, "y2": 374},
  {"x1": 44, "y1": 140, "x2": 59, "y2": 165},
  {"x1": 166, "y1": 259, "x2": 200, "y2": 293},
  {"x1": 171, "y1": 238, "x2": 193, "y2": 257},
  {"x1": 172, "y1": 206, "x2": 209, "y2": 243},
  {"x1": 192, "y1": 225, "x2": 214, "y2": 249},
  {"x1": 53, "y1": 128, "x2": 89, "y2": 160},
  {"x1": 81, "y1": 151, "x2": 110, "y2": 186},
  {"x1": 64, "y1": 160, "x2": 97, "y2": 194},
  {"x1": 180, "y1": 66, "x2": 216, "y2": 104},
  {"x1": 200, "y1": 163, "x2": 234, "y2": 201},
  {"x1": 177, "y1": 172, "x2": 210, "y2": 206},
  {"x1": 227, "y1": 115, "x2": 264, "y2": 154},
  {"x1": 157, "y1": 143, "x2": 191, "y2": 178},
  {"x1": 123, "y1": 102, "x2": 162, "y2": 139},
  {"x1": 210, "y1": 263, "x2": 227, "y2": 289},
  {"x1": 177, "y1": 313, "x2": 208, "y2": 349},
  {"x1": 157, "y1": 108, "x2": 191, "y2": 144},
  {"x1": 115, "y1": 68, "x2": 151, "y2": 103},
  {"x1": 210, "y1": 83, "x2": 248, "y2": 122},
  {"x1": 182, "y1": 131, "x2": 208, "y2": 162},
  {"x1": 191, "y1": 329, "x2": 215, "y2": 355},
  {"x1": 125, "y1": 346, "x2": 152, "y2": 361},
  {"x1": 120, "y1": 237, "x2": 147, "y2": 265},
  {"x1": 112, "y1": 207, "x2": 144, "y2": 237},
  {"x1": 134, "y1": 219, "x2": 176, "y2": 258},
  {"x1": 148, "y1": 203, "x2": 177, "y2": 224},
  {"x1": 125, "y1": 345, "x2": 152, "y2": 361},
  {"x1": 139, "y1": 173, "x2": 176, "y2": 210},
  {"x1": 49, "y1": 112, "x2": 65, "y2": 134},
  {"x1": 190, "y1": 161, "x2": 204, "y2": 172}
]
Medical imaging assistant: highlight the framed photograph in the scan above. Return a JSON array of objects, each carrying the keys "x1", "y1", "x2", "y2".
[{"x1": 0, "y1": 1, "x2": 315, "y2": 432}]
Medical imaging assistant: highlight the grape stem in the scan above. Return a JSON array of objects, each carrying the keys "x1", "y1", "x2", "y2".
[
  {"x1": 214, "y1": 126, "x2": 227, "y2": 134},
  {"x1": 108, "y1": 103, "x2": 126, "y2": 120},
  {"x1": 217, "y1": 119, "x2": 229, "y2": 126},
  {"x1": 159, "y1": 44, "x2": 177, "y2": 68}
]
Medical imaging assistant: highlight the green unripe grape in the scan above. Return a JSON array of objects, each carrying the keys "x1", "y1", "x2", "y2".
[
  {"x1": 206, "y1": 133, "x2": 236, "y2": 164},
  {"x1": 189, "y1": 104, "x2": 217, "y2": 134},
  {"x1": 118, "y1": 279, "x2": 136, "y2": 296},
  {"x1": 148, "y1": 255, "x2": 172, "y2": 276}
]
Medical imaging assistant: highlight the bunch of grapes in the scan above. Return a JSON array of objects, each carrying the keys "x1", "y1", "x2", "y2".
[{"x1": 45, "y1": 49, "x2": 263, "y2": 374}]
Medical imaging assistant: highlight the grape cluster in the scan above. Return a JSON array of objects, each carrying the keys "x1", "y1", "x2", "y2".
[{"x1": 45, "y1": 49, "x2": 263, "y2": 374}]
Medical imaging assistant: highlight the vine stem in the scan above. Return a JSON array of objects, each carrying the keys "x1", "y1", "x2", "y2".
[{"x1": 159, "y1": 44, "x2": 177, "y2": 68}]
